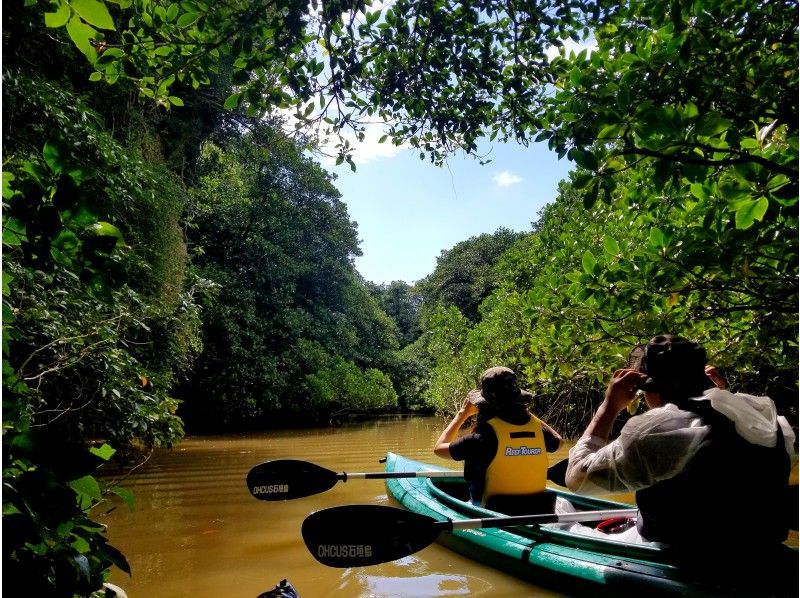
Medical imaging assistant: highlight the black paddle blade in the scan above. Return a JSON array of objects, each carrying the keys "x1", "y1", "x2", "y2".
[
  {"x1": 301, "y1": 505, "x2": 443, "y2": 567},
  {"x1": 246, "y1": 460, "x2": 339, "y2": 501}
]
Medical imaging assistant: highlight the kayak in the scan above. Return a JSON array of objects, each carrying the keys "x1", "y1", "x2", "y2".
[{"x1": 383, "y1": 452, "x2": 798, "y2": 597}]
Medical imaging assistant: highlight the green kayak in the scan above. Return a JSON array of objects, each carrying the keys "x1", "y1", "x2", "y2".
[{"x1": 383, "y1": 452, "x2": 798, "y2": 597}]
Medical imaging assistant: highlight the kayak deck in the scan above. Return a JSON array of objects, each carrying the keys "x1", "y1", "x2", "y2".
[{"x1": 383, "y1": 451, "x2": 798, "y2": 597}]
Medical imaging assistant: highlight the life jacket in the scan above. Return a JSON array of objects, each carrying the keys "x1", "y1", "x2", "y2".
[
  {"x1": 635, "y1": 401, "x2": 790, "y2": 551},
  {"x1": 482, "y1": 415, "x2": 548, "y2": 505}
]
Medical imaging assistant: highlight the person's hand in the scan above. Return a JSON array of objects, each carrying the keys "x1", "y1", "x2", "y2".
[
  {"x1": 604, "y1": 368, "x2": 647, "y2": 414},
  {"x1": 459, "y1": 396, "x2": 478, "y2": 418},
  {"x1": 705, "y1": 365, "x2": 728, "y2": 390}
]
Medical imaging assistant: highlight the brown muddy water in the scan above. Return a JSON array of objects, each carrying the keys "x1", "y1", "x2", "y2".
[{"x1": 101, "y1": 415, "x2": 798, "y2": 598}]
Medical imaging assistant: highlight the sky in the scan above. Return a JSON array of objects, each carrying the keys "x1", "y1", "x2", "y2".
[
  {"x1": 321, "y1": 138, "x2": 575, "y2": 286},
  {"x1": 296, "y1": 29, "x2": 593, "y2": 287}
]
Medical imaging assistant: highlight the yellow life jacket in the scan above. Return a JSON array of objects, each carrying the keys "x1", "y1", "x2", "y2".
[{"x1": 482, "y1": 415, "x2": 548, "y2": 505}]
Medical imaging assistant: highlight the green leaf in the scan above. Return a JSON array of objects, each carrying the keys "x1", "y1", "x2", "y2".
[
  {"x1": 597, "y1": 123, "x2": 621, "y2": 139},
  {"x1": 51, "y1": 230, "x2": 80, "y2": 264},
  {"x1": 649, "y1": 227, "x2": 667, "y2": 248},
  {"x1": 102, "y1": 542, "x2": 131, "y2": 575},
  {"x1": 176, "y1": 12, "x2": 200, "y2": 27},
  {"x1": 71, "y1": 0, "x2": 115, "y2": 30},
  {"x1": 44, "y1": 1, "x2": 72, "y2": 28},
  {"x1": 571, "y1": 148, "x2": 598, "y2": 170},
  {"x1": 766, "y1": 175, "x2": 790, "y2": 192},
  {"x1": 86, "y1": 273, "x2": 113, "y2": 301},
  {"x1": 2, "y1": 217, "x2": 27, "y2": 247},
  {"x1": 66, "y1": 15, "x2": 101, "y2": 63},
  {"x1": 603, "y1": 235, "x2": 620, "y2": 256},
  {"x1": 735, "y1": 197, "x2": 769, "y2": 230},
  {"x1": 2, "y1": 271, "x2": 14, "y2": 295},
  {"x1": 583, "y1": 180, "x2": 599, "y2": 209},
  {"x1": 69, "y1": 475, "x2": 102, "y2": 500},
  {"x1": 695, "y1": 113, "x2": 733, "y2": 137},
  {"x1": 689, "y1": 182, "x2": 711, "y2": 201},
  {"x1": 70, "y1": 536, "x2": 92, "y2": 554},
  {"x1": 89, "y1": 443, "x2": 116, "y2": 461},
  {"x1": 111, "y1": 485, "x2": 136, "y2": 510},
  {"x1": 43, "y1": 139, "x2": 67, "y2": 173},
  {"x1": 581, "y1": 251, "x2": 597, "y2": 275},
  {"x1": 571, "y1": 172, "x2": 593, "y2": 189},
  {"x1": 223, "y1": 92, "x2": 242, "y2": 110},
  {"x1": 168, "y1": 96, "x2": 184, "y2": 106},
  {"x1": 2, "y1": 171, "x2": 16, "y2": 200},
  {"x1": 91, "y1": 221, "x2": 124, "y2": 240}
]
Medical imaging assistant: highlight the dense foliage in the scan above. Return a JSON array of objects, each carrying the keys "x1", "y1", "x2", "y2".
[
  {"x1": 179, "y1": 132, "x2": 399, "y2": 429},
  {"x1": 412, "y1": 0, "x2": 797, "y2": 436},
  {"x1": 2, "y1": 57, "x2": 199, "y2": 593},
  {"x1": 417, "y1": 228, "x2": 526, "y2": 323},
  {"x1": 421, "y1": 168, "x2": 797, "y2": 436}
]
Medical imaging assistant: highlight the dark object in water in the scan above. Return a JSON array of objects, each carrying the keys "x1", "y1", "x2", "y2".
[{"x1": 257, "y1": 579, "x2": 301, "y2": 598}]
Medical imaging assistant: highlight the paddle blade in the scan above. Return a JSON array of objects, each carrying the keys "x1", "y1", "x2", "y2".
[
  {"x1": 302, "y1": 505, "x2": 442, "y2": 567},
  {"x1": 246, "y1": 460, "x2": 338, "y2": 501}
]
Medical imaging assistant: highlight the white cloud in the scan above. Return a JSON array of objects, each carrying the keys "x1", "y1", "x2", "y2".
[
  {"x1": 274, "y1": 102, "x2": 408, "y2": 167},
  {"x1": 319, "y1": 123, "x2": 407, "y2": 166},
  {"x1": 493, "y1": 170, "x2": 523, "y2": 187}
]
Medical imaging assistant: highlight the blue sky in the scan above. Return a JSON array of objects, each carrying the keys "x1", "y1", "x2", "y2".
[
  {"x1": 292, "y1": 26, "x2": 593, "y2": 286},
  {"x1": 324, "y1": 140, "x2": 575, "y2": 285}
]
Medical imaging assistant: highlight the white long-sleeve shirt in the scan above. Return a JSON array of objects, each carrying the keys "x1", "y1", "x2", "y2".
[{"x1": 567, "y1": 388, "x2": 797, "y2": 496}]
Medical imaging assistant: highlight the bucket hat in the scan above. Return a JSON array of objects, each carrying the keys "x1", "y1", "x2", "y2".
[
  {"x1": 628, "y1": 334, "x2": 709, "y2": 394},
  {"x1": 467, "y1": 366, "x2": 533, "y2": 406}
]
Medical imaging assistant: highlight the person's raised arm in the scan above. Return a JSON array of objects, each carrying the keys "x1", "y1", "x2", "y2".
[
  {"x1": 434, "y1": 397, "x2": 477, "y2": 459},
  {"x1": 583, "y1": 369, "x2": 646, "y2": 440},
  {"x1": 566, "y1": 369, "x2": 646, "y2": 490},
  {"x1": 704, "y1": 365, "x2": 728, "y2": 390}
]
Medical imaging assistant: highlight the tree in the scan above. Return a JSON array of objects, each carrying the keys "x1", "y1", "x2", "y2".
[
  {"x1": 180, "y1": 131, "x2": 400, "y2": 429},
  {"x1": 418, "y1": 228, "x2": 526, "y2": 323},
  {"x1": 2, "y1": 39, "x2": 203, "y2": 598},
  {"x1": 368, "y1": 280, "x2": 422, "y2": 347}
]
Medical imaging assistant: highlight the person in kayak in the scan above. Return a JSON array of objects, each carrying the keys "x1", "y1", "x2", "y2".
[
  {"x1": 434, "y1": 366, "x2": 562, "y2": 513},
  {"x1": 566, "y1": 334, "x2": 796, "y2": 559}
]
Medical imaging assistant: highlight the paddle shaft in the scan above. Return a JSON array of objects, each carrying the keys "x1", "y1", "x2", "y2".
[
  {"x1": 442, "y1": 508, "x2": 639, "y2": 531},
  {"x1": 339, "y1": 470, "x2": 463, "y2": 481},
  {"x1": 340, "y1": 460, "x2": 566, "y2": 482}
]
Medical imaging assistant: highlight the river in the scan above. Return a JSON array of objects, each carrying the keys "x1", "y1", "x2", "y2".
[{"x1": 102, "y1": 415, "x2": 797, "y2": 598}]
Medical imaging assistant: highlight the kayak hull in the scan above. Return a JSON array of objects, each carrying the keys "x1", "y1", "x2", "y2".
[{"x1": 383, "y1": 452, "x2": 798, "y2": 597}]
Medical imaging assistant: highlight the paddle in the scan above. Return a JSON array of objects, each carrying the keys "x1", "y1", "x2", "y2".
[
  {"x1": 247, "y1": 458, "x2": 571, "y2": 501},
  {"x1": 246, "y1": 459, "x2": 462, "y2": 501},
  {"x1": 301, "y1": 504, "x2": 640, "y2": 567}
]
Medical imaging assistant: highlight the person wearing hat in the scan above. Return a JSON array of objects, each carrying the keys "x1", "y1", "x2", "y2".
[
  {"x1": 434, "y1": 366, "x2": 562, "y2": 512},
  {"x1": 566, "y1": 334, "x2": 796, "y2": 557}
]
